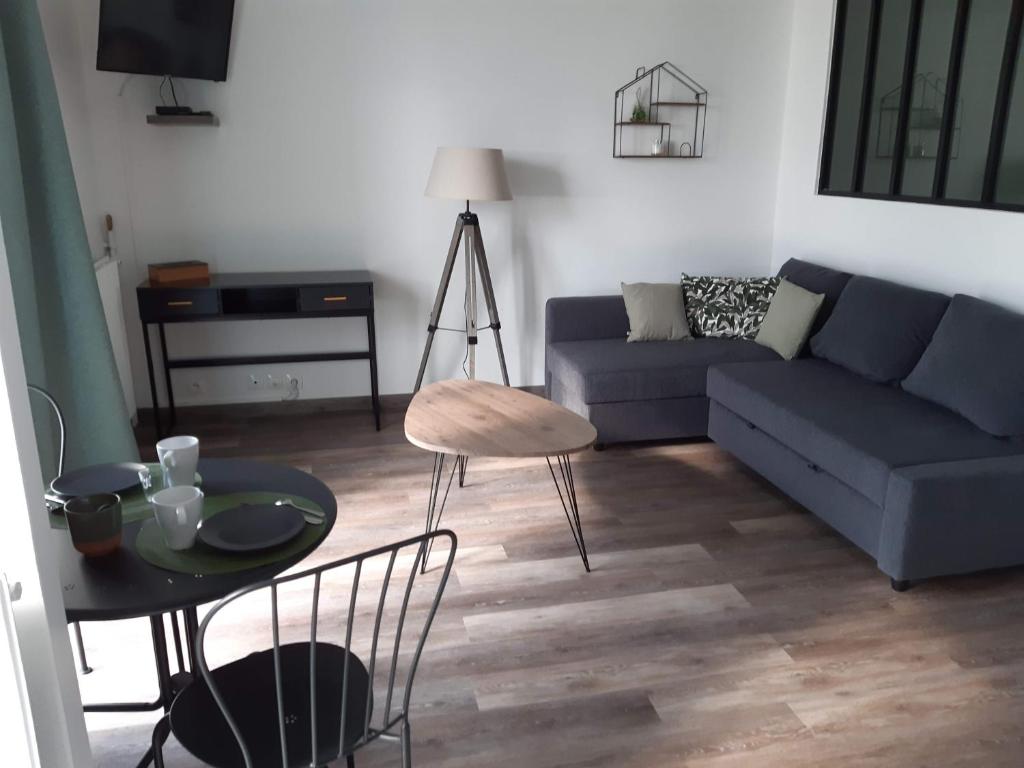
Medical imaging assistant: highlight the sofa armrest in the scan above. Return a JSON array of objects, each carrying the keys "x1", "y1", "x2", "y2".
[
  {"x1": 880, "y1": 454, "x2": 1024, "y2": 581},
  {"x1": 545, "y1": 296, "x2": 629, "y2": 344},
  {"x1": 544, "y1": 296, "x2": 629, "y2": 399}
]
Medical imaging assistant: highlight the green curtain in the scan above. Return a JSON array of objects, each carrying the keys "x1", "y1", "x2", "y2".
[{"x1": 0, "y1": 1, "x2": 137, "y2": 477}]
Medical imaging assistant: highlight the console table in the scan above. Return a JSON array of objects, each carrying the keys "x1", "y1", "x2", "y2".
[{"x1": 137, "y1": 270, "x2": 380, "y2": 438}]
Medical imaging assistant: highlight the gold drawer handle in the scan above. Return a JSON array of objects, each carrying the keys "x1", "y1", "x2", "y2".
[
  {"x1": 167, "y1": 300, "x2": 193, "y2": 307},
  {"x1": 322, "y1": 296, "x2": 348, "y2": 302}
]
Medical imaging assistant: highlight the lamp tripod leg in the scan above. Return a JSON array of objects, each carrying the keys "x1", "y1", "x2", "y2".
[
  {"x1": 465, "y1": 225, "x2": 478, "y2": 379},
  {"x1": 473, "y1": 225, "x2": 510, "y2": 386},
  {"x1": 414, "y1": 218, "x2": 464, "y2": 393}
]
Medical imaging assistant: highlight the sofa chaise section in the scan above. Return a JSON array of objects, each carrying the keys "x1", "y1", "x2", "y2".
[
  {"x1": 707, "y1": 359, "x2": 1023, "y2": 507},
  {"x1": 707, "y1": 399, "x2": 884, "y2": 557},
  {"x1": 707, "y1": 359, "x2": 1024, "y2": 582}
]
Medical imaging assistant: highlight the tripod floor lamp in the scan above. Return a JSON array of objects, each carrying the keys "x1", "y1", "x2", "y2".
[{"x1": 414, "y1": 147, "x2": 512, "y2": 392}]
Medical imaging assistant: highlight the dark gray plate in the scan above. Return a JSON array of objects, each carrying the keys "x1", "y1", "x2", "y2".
[
  {"x1": 197, "y1": 504, "x2": 305, "y2": 553},
  {"x1": 51, "y1": 462, "x2": 146, "y2": 498}
]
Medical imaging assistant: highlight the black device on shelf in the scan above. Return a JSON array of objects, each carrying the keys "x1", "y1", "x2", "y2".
[
  {"x1": 96, "y1": 0, "x2": 236, "y2": 82},
  {"x1": 155, "y1": 105, "x2": 193, "y2": 116}
]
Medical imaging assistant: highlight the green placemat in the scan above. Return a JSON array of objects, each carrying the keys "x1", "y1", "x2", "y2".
[
  {"x1": 49, "y1": 463, "x2": 202, "y2": 530},
  {"x1": 135, "y1": 492, "x2": 327, "y2": 575}
]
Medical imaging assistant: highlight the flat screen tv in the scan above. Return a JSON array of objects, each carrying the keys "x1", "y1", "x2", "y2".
[{"x1": 96, "y1": 0, "x2": 236, "y2": 82}]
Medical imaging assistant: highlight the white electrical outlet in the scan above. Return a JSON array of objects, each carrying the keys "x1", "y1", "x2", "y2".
[
  {"x1": 246, "y1": 372, "x2": 302, "y2": 394},
  {"x1": 282, "y1": 373, "x2": 301, "y2": 401}
]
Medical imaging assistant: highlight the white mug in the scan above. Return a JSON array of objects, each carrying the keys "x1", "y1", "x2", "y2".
[
  {"x1": 151, "y1": 485, "x2": 204, "y2": 551},
  {"x1": 156, "y1": 435, "x2": 199, "y2": 488}
]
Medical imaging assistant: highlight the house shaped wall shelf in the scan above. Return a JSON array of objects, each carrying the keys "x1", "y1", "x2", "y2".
[{"x1": 614, "y1": 61, "x2": 707, "y2": 159}]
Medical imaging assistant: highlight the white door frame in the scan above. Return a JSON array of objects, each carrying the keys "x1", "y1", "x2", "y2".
[
  {"x1": 1, "y1": 572, "x2": 40, "y2": 767},
  {"x1": 0, "y1": 217, "x2": 91, "y2": 765}
]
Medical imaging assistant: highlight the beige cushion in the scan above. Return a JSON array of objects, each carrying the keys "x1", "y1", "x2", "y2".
[
  {"x1": 621, "y1": 282, "x2": 691, "y2": 342},
  {"x1": 755, "y1": 278, "x2": 825, "y2": 359}
]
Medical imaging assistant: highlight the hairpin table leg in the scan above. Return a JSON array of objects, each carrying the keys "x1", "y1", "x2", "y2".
[
  {"x1": 421, "y1": 453, "x2": 458, "y2": 573},
  {"x1": 546, "y1": 454, "x2": 590, "y2": 572}
]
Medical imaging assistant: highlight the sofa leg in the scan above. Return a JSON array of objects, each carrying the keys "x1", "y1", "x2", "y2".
[{"x1": 890, "y1": 578, "x2": 912, "y2": 592}]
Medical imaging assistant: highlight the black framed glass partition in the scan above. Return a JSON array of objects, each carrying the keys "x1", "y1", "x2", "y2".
[
  {"x1": 997, "y1": 27, "x2": 1024, "y2": 204},
  {"x1": 819, "y1": 0, "x2": 1024, "y2": 213},
  {"x1": 944, "y1": 0, "x2": 1013, "y2": 201},
  {"x1": 862, "y1": 0, "x2": 913, "y2": 195}
]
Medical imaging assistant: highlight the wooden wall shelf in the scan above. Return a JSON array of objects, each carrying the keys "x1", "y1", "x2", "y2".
[
  {"x1": 616, "y1": 155, "x2": 701, "y2": 159},
  {"x1": 146, "y1": 113, "x2": 219, "y2": 126}
]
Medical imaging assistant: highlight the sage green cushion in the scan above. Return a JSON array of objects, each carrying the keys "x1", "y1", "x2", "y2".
[
  {"x1": 754, "y1": 278, "x2": 825, "y2": 360},
  {"x1": 621, "y1": 282, "x2": 691, "y2": 342}
]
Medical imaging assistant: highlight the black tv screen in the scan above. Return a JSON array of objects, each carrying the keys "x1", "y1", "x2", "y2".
[{"x1": 97, "y1": 0, "x2": 236, "y2": 81}]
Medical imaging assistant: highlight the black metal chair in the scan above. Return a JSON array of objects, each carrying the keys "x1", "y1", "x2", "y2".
[
  {"x1": 30, "y1": 384, "x2": 194, "y2": 690},
  {"x1": 153, "y1": 529, "x2": 457, "y2": 768},
  {"x1": 27, "y1": 383, "x2": 92, "y2": 675}
]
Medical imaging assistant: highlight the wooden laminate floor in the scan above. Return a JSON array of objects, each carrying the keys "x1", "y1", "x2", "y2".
[{"x1": 82, "y1": 399, "x2": 1024, "y2": 767}]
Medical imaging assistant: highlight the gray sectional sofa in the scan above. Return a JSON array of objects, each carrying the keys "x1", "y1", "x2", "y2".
[{"x1": 545, "y1": 259, "x2": 1024, "y2": 588}]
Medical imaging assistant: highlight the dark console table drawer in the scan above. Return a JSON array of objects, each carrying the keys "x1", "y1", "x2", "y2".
[
  {"x1": 138, "y1": 288, "x2": 220, "y2": 321},
  {"x1": 299, "y1": 283, "x2": 372, "y2": 312}
]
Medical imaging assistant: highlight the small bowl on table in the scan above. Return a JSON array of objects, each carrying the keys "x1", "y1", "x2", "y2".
[{"x1": 64, "y1": 493, "x2": 123, "y2": 557}]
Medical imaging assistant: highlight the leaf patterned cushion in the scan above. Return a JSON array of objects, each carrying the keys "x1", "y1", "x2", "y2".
[{"x1": 680, "y1": 276, "x2": 780, "y2": 339}]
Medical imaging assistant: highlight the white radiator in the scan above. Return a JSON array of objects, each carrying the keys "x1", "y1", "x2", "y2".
[{"x1": 94, "y1": 257, "x2": 137, "y2": 424}]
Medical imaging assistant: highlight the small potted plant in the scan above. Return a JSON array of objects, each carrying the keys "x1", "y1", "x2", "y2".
[{"x1": 631, "y1": 86, "x2": 648, "y2": 123}]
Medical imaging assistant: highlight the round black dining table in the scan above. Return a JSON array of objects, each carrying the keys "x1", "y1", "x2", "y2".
[{"x1": 54, "y1": 458, "x2": 337, "y2": 768}]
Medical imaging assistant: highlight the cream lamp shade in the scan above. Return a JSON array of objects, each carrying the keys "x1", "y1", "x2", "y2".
[{"x1": 424, "y1": 147, "x2": 513, "y2": 202}]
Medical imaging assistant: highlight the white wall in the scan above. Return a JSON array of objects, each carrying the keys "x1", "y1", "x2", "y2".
[
  {"x1": 48, "y1": 0, "x2": 794, "y2": 407},
  {"x1": 773, "y1": 0, "x2": 1024, "y2": 310}
]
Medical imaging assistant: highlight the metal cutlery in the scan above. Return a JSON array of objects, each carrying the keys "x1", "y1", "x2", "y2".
[{"x1": 274, "y1": 498, "x2": 325, "y2": 525}]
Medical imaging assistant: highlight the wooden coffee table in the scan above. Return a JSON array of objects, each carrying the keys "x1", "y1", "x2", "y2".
[{"x1": 405, "y1": 379, "x2": 598, "y2": 571}]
